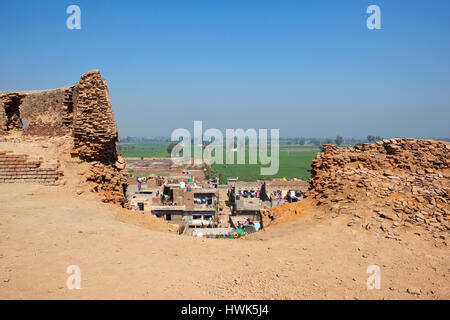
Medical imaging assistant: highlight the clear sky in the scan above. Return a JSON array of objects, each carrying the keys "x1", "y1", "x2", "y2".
[{"x1": 1, "y1": 0, "x2": 449, "y2": 138}]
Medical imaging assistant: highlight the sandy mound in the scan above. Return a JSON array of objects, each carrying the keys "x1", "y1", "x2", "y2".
[
  {"x1": 0, "y1": 136, "x2": 448, "y2": 299},
  {"x1": 1, "y1": 183, "x2": 449, "y2": 299}
]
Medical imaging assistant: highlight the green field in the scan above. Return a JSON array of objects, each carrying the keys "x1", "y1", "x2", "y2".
[
  {"x1": 118, "y1": 141, "x2": 170, "y2": 158},
  {"x1": 118, "y1": 141, "x2": 319, "y2": 182},
  {"x1": 211, "y1": 150, "x2": 317, "y2": 183}
]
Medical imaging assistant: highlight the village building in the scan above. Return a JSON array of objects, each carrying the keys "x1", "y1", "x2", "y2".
[
  {"x1": 151, "y1": 185, "x2": 219, "y2": 227},
  {"x1": 126, "y1": 168, "x2": 309, "y2": 237}
]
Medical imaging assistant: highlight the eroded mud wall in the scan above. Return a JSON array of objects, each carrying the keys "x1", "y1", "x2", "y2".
[{"x1": 0, "y1": 70, "x2": 128, "y2": 206}]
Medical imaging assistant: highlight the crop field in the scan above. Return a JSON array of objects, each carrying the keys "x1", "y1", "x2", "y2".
[
  {"x1": 118, "y1": 141, "x2": 319, "y2": 182},
  {"x1": 212, "y1": 150, "x2": 317, "y2": 182},
  {"x1": 117, "y1": 141, "x2": 169, "y2": 158}
]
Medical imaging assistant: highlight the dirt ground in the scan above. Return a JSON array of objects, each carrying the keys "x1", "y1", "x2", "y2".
[{"x1": 1, "y1": 183, "x2": 448, "y2": 300}]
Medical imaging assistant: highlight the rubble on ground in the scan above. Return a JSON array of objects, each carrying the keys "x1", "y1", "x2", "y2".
[
  {"x1": 85, "y1": 158, "x2": 128, "y2": 206},
  {"x1": 307, "y1": 139, "x2": 450, "y2": 243}
]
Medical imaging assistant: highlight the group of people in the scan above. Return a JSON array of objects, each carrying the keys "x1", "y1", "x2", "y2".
[
  {"x1": 159, "y1": 193, "x2": 176, "y2": 206},
  {"x1": 194, "y1": 198, "x2": 210, "y2": 204},
  {"x1": 193, "y1": 197, "x2": 217, "y2": 208},
  {"x1": 135, "y1": 175, "x2": 169, "y2": 192},
  {"x1": 236, "y1": 217, "x2": 252, "y2": 229},
  {"x1": 236, "y1": 217, "x2": 261, "y2": 233},
  {"x1": 235, "y1": 190, "x2": 283, "y2": 204},
  {"x1": 271, "y1": 190, "x2": 283, "y2": 205},
  {"x1": 136, "y1": 176, "x2": 151, "y2": 192},
  {"x1": 236, "y1": 190, "x2": 260, "y2": 198}
]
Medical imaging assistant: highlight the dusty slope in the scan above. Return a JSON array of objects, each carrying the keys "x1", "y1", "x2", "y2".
[{"x1": 1, "y1": 184, "x2": 448, "y2": 299}]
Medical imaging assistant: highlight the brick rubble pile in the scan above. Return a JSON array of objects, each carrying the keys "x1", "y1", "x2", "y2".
[
  {"x1": 308, "y1": 139, "x2": 450, "y2": 243},
  {"x1": 85, "y1": 156, "x2": 128, "y2": 206}
]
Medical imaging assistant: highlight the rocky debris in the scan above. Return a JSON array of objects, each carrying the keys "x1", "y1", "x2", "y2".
[
  {"x1": 406, "y1": 287, "x2": 422, "y2": 295},
  {"x1": 170, "y1": 224, "x2": 182, "y2": 234},
  {"x1": 259, "y1": 203, "x2": 305, "y2": 228},
  {"x1": 307, "y1": 139, "x2": 450, "y2": 243},
  {"x1": 115, "y1": 155, "x2": 126, "y2": 170},
  {"x1": 260, "y1": 208, "x2": 275, "y2": 228},
  {"x1": 86, "y1": 161, "x2": 128, "y2": 207}
]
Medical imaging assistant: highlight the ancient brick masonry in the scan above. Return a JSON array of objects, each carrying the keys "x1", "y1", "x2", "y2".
[
  {"x1": 308, "y1": 139, "x2": 450, "y2": 243},
  {"x1": 69, "y1": 71, "x2": 128, "y2": 206},
  {"x1": 0, "y1": 88, "x2": 73, "y2": 136},
  {"x1": 0, "y1": 93, "x2": 25, "y2": 131},
  {"x1": 0, "y1": 150, "x2": 63, "y2": 185},
  {"x1": 0, "y1": 70, "x2": 129, "y2": 207},
  {"x1": 73, "y1": 70, "x2": 118, "y2": 163}
]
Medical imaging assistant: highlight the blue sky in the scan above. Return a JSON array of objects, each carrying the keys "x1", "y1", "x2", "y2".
[{"x1": 1, "y1": 0, "x2": 449, "y2": 138}]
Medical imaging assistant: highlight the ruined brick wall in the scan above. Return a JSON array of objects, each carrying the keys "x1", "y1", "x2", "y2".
[
  {"x1": 0, "y1": 93, "x2": 26, "y2": 132},
  {"x1": 308, "y1": 139, "x2": 449, "y2": 242},
  {"x1": 72, "y1": 70, "x2": 119, "y2": 163},
  {"x1": 0, "y1": 70, "x2": 128, "y2": 206},
  {"x1": 0, "y1": 88, "x2": 73, "y2": 136},
  {"x1": 0, "y1": 99, "x2": 2, "y2": 130},
  {"x1": 70, "y1": 70, "x2": 128, "y2": 206},
  {"x1": 0, "y1": 70, "x2": 118, "y2": 155},
  {"x1": 0, "y1": 150, "x2": 63, "y2": 185}
]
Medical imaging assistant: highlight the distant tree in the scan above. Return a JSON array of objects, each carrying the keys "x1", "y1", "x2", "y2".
[
  {"x1": 367, "y1": 136, "x2": 383, "y2": 143},
  {"x1": 298, "y1": 138, "x2": 306, "y2": 146},
  {"x1": 310, "y1": 138, "x2": 320, "y2": 146},
  {"x1": 335, "y1": 135, "x2": 343, "y2": 146},
  {"x1": 202, "y1": 164, "x2": 222, "y2": 181}
]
